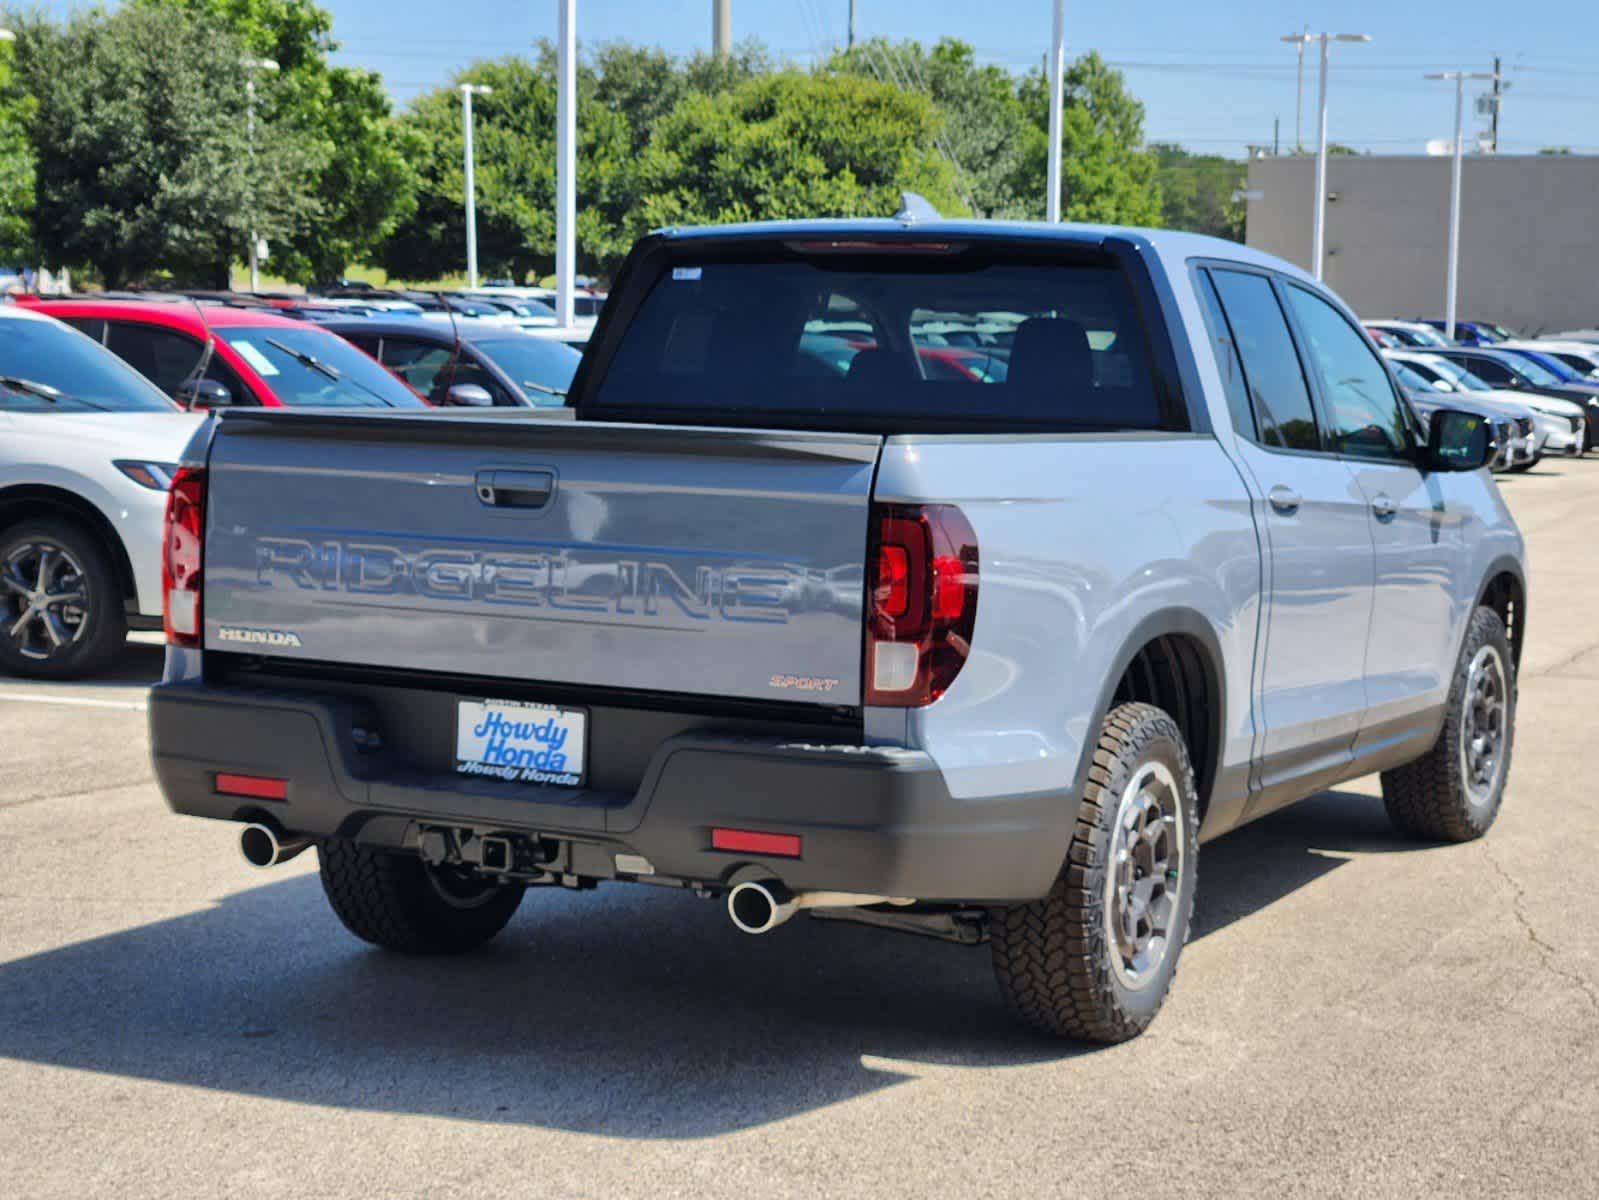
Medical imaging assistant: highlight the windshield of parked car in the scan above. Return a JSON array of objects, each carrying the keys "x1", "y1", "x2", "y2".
[
  {"x1": 1495, "y1": 352, "x2": 1562, "y2": 387},
  {"x1": 1391, "y1": 362, "x2": 1443, "y2": 393},
  {"x1": 589, "y1": 249, "x2": 1169, "y2": 431},
  {"x1": 1411, "y1": 356, "x2": 1491, "y2": 392},
  {"x1": 1505, "y1": 349, "x2": 1582, "y2": 382},
  {"x1": 1403, "y1": 325, "x2": 1451, "y2": 347},
  {"x1": 0, "y1": 318, "x2": 176, "y2": 412},
  {"x1": 221, "y1": 326, "x2": 426, "y2": 407},
  {"x1": 472, "y1": 335, "x2": 582, "y2": 405}
]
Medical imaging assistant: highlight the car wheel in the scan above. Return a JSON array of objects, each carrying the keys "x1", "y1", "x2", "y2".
[
  {"x1": 989, "y1": 702, "x2": 1199, "y2": 1042},
  {"x1": 0, "y1": 518, "x2": 128, "y2": 679},
  {"x1": 1381, "y1": 606, "x2": 1515, "y2": 842},
  {"x1": 318, "y1": 838, "x2": 526, "y2": 954}
]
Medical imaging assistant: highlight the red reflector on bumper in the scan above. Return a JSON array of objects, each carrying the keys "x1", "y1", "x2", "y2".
[
  {"x1": 711, "y1": 828, "x2": 802, "y2": 858},
  {"x1": 215, "y1": 773, "x2": 288, "y2": 801}
]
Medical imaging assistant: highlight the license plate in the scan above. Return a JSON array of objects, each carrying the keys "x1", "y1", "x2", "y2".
[{"x1": 455, "y1": 699, "x2": 586, "y2": 787}]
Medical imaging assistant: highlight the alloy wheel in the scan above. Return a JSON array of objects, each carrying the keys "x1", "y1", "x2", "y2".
[
  {"x1": 1460, "y1": 645, "x2": 1509, "y2": 806},
  {"x1": 1105, "y1": 760, "x2": 1184, "y2": 990},
  {"x1": 1, "y1": 541, "x2": 90, "y2": 662}
]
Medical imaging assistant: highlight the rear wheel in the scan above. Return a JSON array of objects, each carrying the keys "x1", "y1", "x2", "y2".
[
  {"x1": 990, "y1": 702, "x2": 1199, "y2": 1042},
  {"x1": 318, "y1": 839, "x2": 526, "y2": 954},
  {"x1": 1381, "y1": 606, "x2": 1515, "y2": 842},
  {"x1": 0, "y1": 519, "x2": 127, "y2": 679}
]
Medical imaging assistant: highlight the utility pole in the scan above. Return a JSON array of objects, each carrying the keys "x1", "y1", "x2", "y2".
[
  {"x1": 848, "y1": 0, "x2": 856, "y2": 50},
  {"x1": 241, "y1": 58, "x2": 279, "y2": 292},
  {"x1": 713, "y1": 0, "x2": 730, "y2": 59},
  {"x1": 1489, "y1": 55, "x2": 1502, "y2": 153},
  {"x1": 555, "y1": 0, "x2": 577, "y2": 326},
  {"x1": 1293, "y1": 32, "x2": 1371, "y2": 280},
  {"x1": 1427, "y1": 71, "x2": 1495, "y2": 340},
  {"x1": 1045, "y1": 0, "x2": 1065, "y2": 222},
  {"x1": 458, "y1": 83, "x2": 492, "y2": 289},
  {"x1": 1280, "y1": 26, "x2": 1308, "y2": 152}
]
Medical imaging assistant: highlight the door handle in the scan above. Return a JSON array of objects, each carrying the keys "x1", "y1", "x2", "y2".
[
  {"x1": 1267, "y1": 485, "x2": 1301, "y2": 515},
  {"x1": 1371, "y1": 494, "x2": 1398, "y2": 521},
  {"x1": 475, "y1": 469, "x2": 555, "y2": 509}
]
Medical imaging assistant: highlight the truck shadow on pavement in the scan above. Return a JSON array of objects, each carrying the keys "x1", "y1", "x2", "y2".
[{"x1": 0, "y1": 789, "x2": 1424, "y2": 1137}]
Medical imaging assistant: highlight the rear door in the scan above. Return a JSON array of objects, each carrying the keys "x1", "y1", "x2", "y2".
[
  {"x1": 202, "y1": 413, "x2": 880, "y2": 707},
  {"x1": 1199, "y1": 267, "x2": 1375, "y2": 800}
]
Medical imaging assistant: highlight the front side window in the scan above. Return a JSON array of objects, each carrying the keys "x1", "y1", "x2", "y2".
[
  {"x1": 1208, "y1": 269, "x2": 1320, "y2": 452},
  {"x1": 1284, "y1": 285, "x2": 1413, "y2": 461},
  {"x1": 1194, "y1": 269, "x2": 1258, "y2": 439}
]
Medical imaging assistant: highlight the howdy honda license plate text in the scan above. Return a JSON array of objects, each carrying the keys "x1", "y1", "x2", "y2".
[{"x1": 455, "y1": 699, "x2": 586, "y2": 787}]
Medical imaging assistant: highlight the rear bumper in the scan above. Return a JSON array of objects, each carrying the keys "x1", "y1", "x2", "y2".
[{"x1": 149, "y1": 681, "x2": 1070, "y2": 903}]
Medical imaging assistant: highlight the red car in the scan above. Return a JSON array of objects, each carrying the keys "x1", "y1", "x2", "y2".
[{"x1": 23, "y1": 299, "x2": 426, "y2": 410}]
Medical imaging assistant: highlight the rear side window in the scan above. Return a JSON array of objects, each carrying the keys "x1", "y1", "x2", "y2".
[
  {"x1": 1208, "y1": 270, "x2": 1320, "y2": 452},
  {"x1": 589, "y1": 250, "x2": 1173, "y2": 432}
]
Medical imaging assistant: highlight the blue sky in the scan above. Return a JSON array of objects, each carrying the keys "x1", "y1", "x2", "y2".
[{"x1": 43, "y1": 1, "x2": 1599, "y2": 156}]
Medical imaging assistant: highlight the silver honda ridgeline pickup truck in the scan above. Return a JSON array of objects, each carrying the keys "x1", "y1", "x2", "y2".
[{"x1": 151, "y1": 218, "x2": 1525, "y2": 1042}]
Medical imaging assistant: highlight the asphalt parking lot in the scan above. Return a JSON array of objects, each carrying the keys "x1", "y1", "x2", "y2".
[{"x1": 2, "y1": 463, "x2": 1597, "y2": 1199}]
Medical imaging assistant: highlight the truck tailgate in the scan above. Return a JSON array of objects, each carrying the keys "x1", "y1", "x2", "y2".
[{"x1": 201, "y1": 411, "x2": 880, "y2": 707}]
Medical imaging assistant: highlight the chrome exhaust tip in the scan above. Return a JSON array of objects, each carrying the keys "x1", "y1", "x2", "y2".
[
  {"x1": 727, "y1": 879, "x2": 797, "y2": 935},
  {"x1": 239, "y1": 822, "x2": 313, "y2": 869}
]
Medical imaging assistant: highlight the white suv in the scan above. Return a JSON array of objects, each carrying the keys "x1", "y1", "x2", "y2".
[{"x1": 0, "y1": 305, "x2": 203, "y2": 677}]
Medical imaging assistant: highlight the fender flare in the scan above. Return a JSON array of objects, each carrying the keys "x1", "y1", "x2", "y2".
[{"x1": 1067, "y1": 606, "x2": 1230, "y2": 824}]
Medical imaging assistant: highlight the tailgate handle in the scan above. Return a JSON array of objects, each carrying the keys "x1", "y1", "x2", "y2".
[{"x1": 476, "y1": 469, "x2": 555, "y2": 510}]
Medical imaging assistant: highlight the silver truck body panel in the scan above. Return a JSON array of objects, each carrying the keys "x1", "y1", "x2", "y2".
[{"x1": 202, "y1": 414, "x2": 878, "y2": 706}]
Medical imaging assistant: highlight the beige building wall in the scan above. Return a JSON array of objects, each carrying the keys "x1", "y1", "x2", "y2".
[{"x1": 1244, "y1": 155, "x2": 1599, "y2": 334}]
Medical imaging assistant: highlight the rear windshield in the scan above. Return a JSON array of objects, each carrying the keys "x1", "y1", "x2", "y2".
[{"x1": 587, "y1": 250, "x2": 1172, "y2": 431}]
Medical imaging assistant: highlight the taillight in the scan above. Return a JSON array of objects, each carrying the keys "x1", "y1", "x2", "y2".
[
  {"x1": 865, "y1": 503, "x2": 978, "y2": 706},
  {"x1": 162, "y1": 466, "x2": 206, "y2": 647}
]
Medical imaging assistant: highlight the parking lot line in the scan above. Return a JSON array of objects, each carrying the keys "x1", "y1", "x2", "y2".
[{"x1": 0, "y1": 692, "x2": 148, "y2": 711}]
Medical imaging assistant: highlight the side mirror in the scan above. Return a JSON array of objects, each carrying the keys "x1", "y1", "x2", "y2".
[
  {"x1": 1423, "y1": 408, "x2": 1495, "y2": 472},
  {"x1": 445, "y1": 383, "x2": 495, "y2": 408},
  {"x1": 175, "y1": 378, "x2": 233, "y2": 410},
  {"x1": 1431, "y1": 380, "x2": 1454, "y2": 392}
]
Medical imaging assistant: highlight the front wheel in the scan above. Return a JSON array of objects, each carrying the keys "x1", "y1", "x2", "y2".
[
  {"x1": 1381, "y1": 606, "x2": 1515, "y2": 842},
  {"x1": 318, "y1": 839, "x2": 526, "y2": 954},
  {"x1": 990, "y1": 702, "x2": 1200, "y2": 1043},
  {"x1": 0, "y1": 518, "x2": 127, "y2": 679}
]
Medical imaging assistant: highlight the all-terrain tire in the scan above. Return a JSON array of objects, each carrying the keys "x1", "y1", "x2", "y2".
[
  {"x1": 318, "y1": 839, "x2": 525, "y2": 954},
  {"x1": 0, "y1": 518, "x2": 127, "y2": 679},
  {"x1": 1381, "y1": 606, "x2": 1515, "y2": 842},
  {"x1": 990, "y1": 702, "x2": 1200, "y2": 1043}
]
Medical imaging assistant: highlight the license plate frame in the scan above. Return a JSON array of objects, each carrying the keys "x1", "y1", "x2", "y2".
[{"x1": 454, "y1": 698, "x2": 587, "y2": 787}]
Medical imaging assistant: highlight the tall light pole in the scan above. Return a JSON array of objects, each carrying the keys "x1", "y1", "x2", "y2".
[
  {"x1": 1045, "y1": 0, "x2": 1065, "y2": 222},
  {"x1": 1427, "y1": 71, "x2": 1494, "y2": 341},
  {"x1": 241, "y1": 57, "x2": 279, "y2": 292},
  {"x1": 713, "y1": 0, "x2": 730, "y2": 59},
  {"x1": 554, "y1": 0, "x2": 576, "y2": 326},
  {"x1": 459, "y1": 82, "x2": 492, "y2": 289},
  {"x1": 1297, "y1": 32, "x2": 1370, "y2": 280},
  {"x1": 1280, "y1": 27, "x2": 1308, "y2": 152}
]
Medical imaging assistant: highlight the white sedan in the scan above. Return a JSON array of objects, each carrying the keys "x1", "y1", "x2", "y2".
[{"x1": 0, "y1": 304, "x2": 204, "y2": 677}]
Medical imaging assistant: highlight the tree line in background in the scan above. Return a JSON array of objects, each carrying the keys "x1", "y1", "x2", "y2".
[{"x1": 0, "y1": 0, "x2": 1247, "y2": 288}]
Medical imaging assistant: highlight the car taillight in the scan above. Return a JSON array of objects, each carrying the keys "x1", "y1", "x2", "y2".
[
  {"x1": 865, "y1": 503, "x2": 978, "y2": 707},
  {"x1": 162, "y1": 466, "x2": 206, "y2": 647}
]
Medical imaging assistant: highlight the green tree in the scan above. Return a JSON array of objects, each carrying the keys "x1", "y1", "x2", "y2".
[
  {"x1": 627, "y1": 70, "x2": 964, "y2": 237},
  {"x1": 0, "y1": 33, "x2": 35, "y2": 262},
  {"x1": 384, "y1": 54, "x2": 631, "y2": 283},
  {"x1": 1149, "y1": 143, "x2": 1246, "y2": 241},
  {"x1": 1016, "y1": 51, "x2": 1161, "y2": 225},
  {"x1": 829, "y1": 38, "x2": 1034, "y2": 218},
  {"x1": 133, "y1": 0, "x2": 419, "y2": 282},
  {"x1": 14, "y1": 6, "x2": 313, "y2": 286}
]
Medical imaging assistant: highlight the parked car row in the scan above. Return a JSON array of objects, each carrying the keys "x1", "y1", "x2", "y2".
[{"x1": 1365, "y1": 318, "x2": 1598, "y2": 469}]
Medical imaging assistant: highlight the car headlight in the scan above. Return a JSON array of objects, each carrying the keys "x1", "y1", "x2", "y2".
[{"x1": 113, "y1": 460, "x2": 180, "y2": 490}]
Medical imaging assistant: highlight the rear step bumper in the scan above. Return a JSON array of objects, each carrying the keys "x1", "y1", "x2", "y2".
[{"x1": 149, "y1": 681, "x2": 1070, "y2": 903}]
